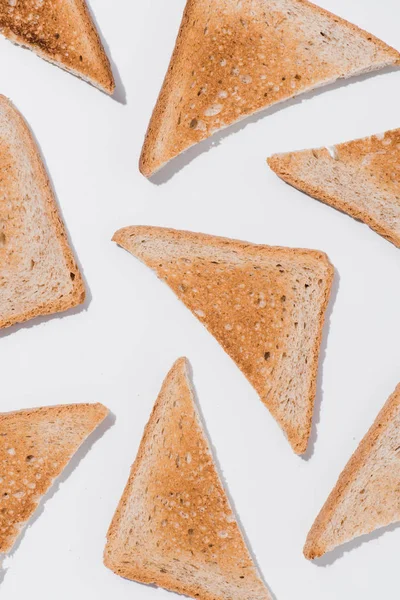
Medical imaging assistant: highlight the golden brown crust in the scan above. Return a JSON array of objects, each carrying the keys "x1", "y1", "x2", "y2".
[
  {"x1": 0, "y1": 0, "x2": 114, "y2": 93},
  {"x1": 0, "y1": 402, "x2": 108, "y2": 553},
  {"x1": 0, "y1": 96, "x2": 85, "y2": 330},
  {"x1": 104, "y1": 358, "x2": 271, "y2": 600},
  {"x1": 304, "y1": 384, "x2": 400, "y2": 559},
  {"x1": 268, "y1": 128, "x2": 400, "y2": 248},
  {"x1": 113, "y1": 226, "x2": 333, "y2": 454},
  {"x1": 140, "y1": 0, "x2": 400, "y2": 176}
]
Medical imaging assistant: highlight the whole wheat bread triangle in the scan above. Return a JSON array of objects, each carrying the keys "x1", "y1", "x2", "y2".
[
  {"x1": 268, "y1": 128, "x2": 400, "y2": 248},
  {"x1": 0, "y1": 402, "x2": 108, "y2": 554},
  {"x1": 113, "y1": 226, "x2": 333, "y2": 454},
  {"x1": 304, "y1": 383, "x2": 400, "y2": 560},
  {"x1": 104, "y1": 358, "x2": 271, "y2": 600},
  {"x1": 139, "y1": 0, "x2": 400, "y2": 176},
  {"x1": 0, "y1": 0, "x2": 114, "y2": 93},
  {"x1": 0, "y1": 96, "x2": 85, "y2": 330}
]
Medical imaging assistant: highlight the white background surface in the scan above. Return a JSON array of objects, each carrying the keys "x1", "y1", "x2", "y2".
[{"x1": 0, "y1": 0, "x2": 399, "y2": 598}]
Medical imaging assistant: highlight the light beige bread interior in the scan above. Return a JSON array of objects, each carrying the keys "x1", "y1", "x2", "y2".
[
  {"x1": 0, "y1": 0, "x2": 114, "y2": 93},
  {"x1": 140, "y1": 0, "x2": 400, "y2": 176},
  {"x1": 113, "y1": 226, "x2": 333, "y2": 454},
  {"x1": 304, "y1": 383, "x2": 400, "y2": 560},
  {"x1": 104, "y1": 358, "x2": 271, "y2": 600},
  {"x1": 0, "y1": 402, "x2": 109, "y2": 554},
  {"x1": 268, "y1": 129, "x2": 400, "y2": 248},
  {"x1": 0, "y1": 95, "x2": 85, "y2": 330}
]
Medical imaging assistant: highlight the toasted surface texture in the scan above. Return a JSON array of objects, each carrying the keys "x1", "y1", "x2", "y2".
[
  {"x1": 113, "y1": 226, "x2": 333, "y2": 454},
  {"x1": 0, "y1": 402, "x2": 108, "y2": 553},
  {"x1": 0, "y1": 96, "x2": 85, "y2": 329},
  {"x1": 268, "y1": 129, "x2": 400, "y2": 248},
  {"x1": 304, "y1": 384, "x2": 400, "y2": 559},
  {"x1": 105, "y1": 358, "x2": 271, "y2": 600},
  {"x1": 0, "y1": 0, "x2": 114, "y2": 93},
  {"x1": 139, "y1": 0, "x2": 400, "y2": 176}
]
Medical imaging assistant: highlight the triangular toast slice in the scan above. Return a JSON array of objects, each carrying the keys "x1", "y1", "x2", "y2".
[
  {"x1": 139, "y1": 0, "x2": 400, "y2": 176},
  {"x1": 113, "y1": 226, "x2": 333, "y2": 454},
  {"x1": 268, "y1": 128, "x2": 400, "y2": 248},
  {"x1": 0, "y1": 402, "x2": 108, "y2": 553},
  {"x1": 0, "y1": 96, "x2": 85, "y2": 329},
  {"x1": 0, "y1": 0, "x2": 114, "y2": 93},
  {"x1": 104, "y1": 358, "x2": 271, "y2": 600},
  {"x1": 304, "y1": 384, "x2": 400, "y2": 559}
]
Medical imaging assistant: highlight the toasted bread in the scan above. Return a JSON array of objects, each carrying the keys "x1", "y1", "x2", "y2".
[
  {"x1": 0, "y1": 96, "x2": 85, "y2": 330},
  {"x1": 304, "y1": 384, "x2": 400, "y2": 559},
  {"x1": 0, "y1": 402, "x2": 108, "y2": 553},
  {"x1": 104, "y1": 358, "x2": 271, "y2": 600},
  {"x1": 268, "y1": 129, "x2": 400, "y2": 248},
  {"x1": 140, "y1": 0, "x2": 400, "y2": 176},
  {"x1": 0, "y1": 0, "x2": 114, "y2": 93},
  {"x1": 113, "y1": 226, "x2": 333, "y2": 454}
]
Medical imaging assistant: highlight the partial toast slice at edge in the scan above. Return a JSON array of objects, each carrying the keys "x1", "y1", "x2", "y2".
[
  {"x1": 0, "y1": 402, "x2": 109, "y2": 554},
  {"x1": 0, "y1": 96, "x2": 85, "y2": 330},
  {"x1": 304, "y1": 383, "x2": 400, "y2": 559},
  {"x1": 1, "y1": 1, "x2": 115, "y2": 94},
  {"x1": 267, "y1": 128, "x2": 400, "y2": 249}
]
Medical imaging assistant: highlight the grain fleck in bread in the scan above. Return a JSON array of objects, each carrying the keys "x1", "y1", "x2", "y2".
[
  {"x1": 268, "y1": 129, "x2": 400, "y2": 248},
  {"x1": 304, "y1": 384, "x2": 400, "y2": 559},
  {"x1": 0, "y1": 0, "x2": 114, "y2": 93},
  {"x1": 0, "y1": 96, "x2": 85, "y2": 330},
  {"x1": 0, "y1": 402, "x2": 109, "y2": 553},
  {"x1": 139, "y1": 0, "x2": 400, "y2": 176},
  {"x1": 104, "y1": 358, "x2": 271, "y2": 600},
  {"x1": 113, "y1": 226, "x2": 333, "y2": 454}
]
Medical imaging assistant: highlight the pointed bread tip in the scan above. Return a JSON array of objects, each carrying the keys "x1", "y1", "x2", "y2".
[
  {"x1": 112, "y1": 226, "x2": 150, "y2": 251},
  {"x1": 303, "y1": 541, "x2": 318, "y2": 561},
  {"x1": 93, "y1": 403, "x2": 110, "y2": 422},
  {"x1": 139, "y1": 153, "x2": 149, "y2": 177},
  {"x1": 173, "y1": 356, "x2": 189, "y2": 372},
  {"x1": 266, "y1": 154, "x2": 284, "y2": 173},
  {"x1": 112, "y1": 227, "x2": 131, "y2": 246},
  {"x1": 303, "y1": 526, "x2": 327, "y2": 560},
  {"x1": 291, "y1": 435, "x2": 309, "y2": 456}
]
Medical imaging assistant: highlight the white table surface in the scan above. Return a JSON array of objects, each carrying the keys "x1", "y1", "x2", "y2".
[{"x1": 0, "y1": 1, "x2": 399, "y2": 598}]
